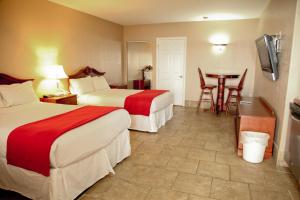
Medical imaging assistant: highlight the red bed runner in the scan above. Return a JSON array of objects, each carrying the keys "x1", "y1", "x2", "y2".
[
  {"x1": 124, "y1": 90, "x2": 168, "y2": 116},
  {"x1": 7, "y1": 106, "x2": 119, "y2": 176}
]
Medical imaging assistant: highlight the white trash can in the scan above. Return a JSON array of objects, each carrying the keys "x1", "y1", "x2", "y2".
[{"x1": 241, "y1": 131, "x2": 270, "y2": 163}]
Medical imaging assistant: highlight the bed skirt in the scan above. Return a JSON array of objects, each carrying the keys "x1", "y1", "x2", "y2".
[
  {"x1": 130, "y1": 104, "x2": 173, "y2": 132},
  {"x1": 0, "y1": 129, "x2": 131, "y2": 200}
]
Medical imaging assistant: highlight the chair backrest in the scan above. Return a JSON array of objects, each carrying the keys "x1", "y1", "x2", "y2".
[
  {"x1": 238, "y1": 68, "x2": 248, "y2": 90},
  {"x1": 198, "y1": 67, "x2": 206, "y2": 89}
]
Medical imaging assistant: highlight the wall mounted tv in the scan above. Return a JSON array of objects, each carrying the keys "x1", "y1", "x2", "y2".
[{"x1": 255, "y1": 34, "x2": 279, "y2": 81}]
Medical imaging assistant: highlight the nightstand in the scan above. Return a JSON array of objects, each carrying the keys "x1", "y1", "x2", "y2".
[
  {"x1": 40, "y1": 94, "x2": 77, "y2": 105},
  {"x1": 109, "y1": 84, "x2": 127, "y2": 89}
]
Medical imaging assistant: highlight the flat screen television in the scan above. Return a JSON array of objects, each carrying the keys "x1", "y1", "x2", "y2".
[{"x1": 255, "y1": 34, "x2": 279, "y2": 81}]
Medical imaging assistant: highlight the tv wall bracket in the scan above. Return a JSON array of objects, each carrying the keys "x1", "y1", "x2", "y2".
[{"x1": 271, "y1": 32, "x2": 282, "y2": 53}]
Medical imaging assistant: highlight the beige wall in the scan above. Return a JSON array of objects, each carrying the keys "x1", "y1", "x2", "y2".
[
  {"x1": 124, "y1": 20, "x2": 258, "y2": 102},
  {"x1": 0, "y1": 0, "x2": 123, "y2": 95},
  {"x1": 253, "y1": 0, "x2": 297, "y2": 164}
]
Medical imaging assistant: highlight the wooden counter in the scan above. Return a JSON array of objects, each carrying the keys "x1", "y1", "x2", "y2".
[{"x1": 236, "y1": 97, "x2": 276, "y2": 159}]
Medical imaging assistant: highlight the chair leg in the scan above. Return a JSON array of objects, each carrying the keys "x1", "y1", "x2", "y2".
[
  {"x1": 197, "y1": 90, "x2": 204, "y2": 111},
  {"x1": 225, "y1": 90, "x2": 232, "y2": 116},
  {"x1": 235, "y1": 91, "x2": 241, "y2": 115},
  {"x1": 237, "y1": 91, "x2": 241, "y2": 103},
  {"x1": 210, "y1": 89, "x2": 215, "y2": 112}
]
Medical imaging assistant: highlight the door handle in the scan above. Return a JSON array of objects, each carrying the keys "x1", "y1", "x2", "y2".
[{"x1": 179, "y1": 75, "x2": 183, "y2": 78}]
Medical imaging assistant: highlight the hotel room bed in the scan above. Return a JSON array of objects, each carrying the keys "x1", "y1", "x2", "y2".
[
  {"x1": 0, "y1": 74, "x2": 131, "y2": 200},
  {"x1": 69, "y1": 67, "x2": 174, "y2": 132}
]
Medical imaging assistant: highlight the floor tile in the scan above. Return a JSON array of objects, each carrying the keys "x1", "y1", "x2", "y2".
[
  {"x1": 230, "y1": 165, "x2": 265, "y2": 185},
  {"x1": 130, "y1": 139, "x2": 143, "y2": 152},
  {"x1": 131, "y1": 153, "x2": 170, "y2": 167},
  {"x1": 215, "y1": 152, "x2": 247, "y2": 166},
  {"x1": 175, "y1": 129, "x2": 198, "y2": 139},
  {"x1": 204, "y1": 141, "x2": 235, "y2": 154},
  {"x1": 146, "y1": 188, "x2": 189, "y2": 200},
  {"x1": 263, "y1": 170, "x2": 300, "y2": 193},
  {"x1": 249, "y1": 184, "x2": 293, "y2": 200},
  {"x1": 136, "y1": 133, "x2": 161, "y2": 143},
  {"x1": 197, "y1": 161, "x2": 229, "y2": 180},
  {"x1": 157, "y1": 135, "x2": 184, "y2": 145},
  {"x1": 173, "y1": 173, "x2": 212, "y2": 196},
  {"x1": 210, "y1": 178, "x2": 250, "y2": 200},
  {"x1": 118, "y1": 165, "x2": 178, "y2": 188},
  {"x1": 187, "y1": 148, "x2": 216, "y2": 161},
  {"x1": 179, "y1": 138, "x2": 206, "y2": 148},
  {"x1": 130, "y1": 131, "x2": 141, "y2": 140},
  {"x1": 166, "y1": 156, "x2": 199, "y2": 174},
  {"x1": 86, "y1": 178, "x2": 150, "y2": 200},
  {"x1": 135, "y1": 142, "x2": 165, "y2": 154},
  {"x1": 161, "y1": 145, "x2": 190, "y2": 158},
  {"x1": 189, "y1": 195, "x2": 216, "y2": 200}
]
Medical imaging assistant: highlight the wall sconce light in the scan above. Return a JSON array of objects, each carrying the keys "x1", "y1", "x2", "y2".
[
  {"x1": 212, "y1": 44, "x2": 227, "y2": 54},
  {"x1": 209, "y1": 33, "x2": 229, "y2": 55}
]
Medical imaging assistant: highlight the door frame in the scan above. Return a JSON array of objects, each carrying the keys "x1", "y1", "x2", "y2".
[
  {"x1": 126, "y1": 40, "x2": 153, "y2": 88},
  {"x1": 156, "y1": 37, "x2": 187, "y2": 106}
]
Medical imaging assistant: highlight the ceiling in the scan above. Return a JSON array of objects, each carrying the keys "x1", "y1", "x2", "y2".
[{"x1": 49, "y1": 0, "x2": 270, "y2": 25}]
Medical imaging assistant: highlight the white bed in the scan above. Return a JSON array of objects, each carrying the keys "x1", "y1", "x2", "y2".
[
  {"x1": 69, "y1": 67, "x2": 174, "y2": 132},
  {"x1": 0, "y1": 102, "x2": 131, "y2": 200},
  {"x1": 0, "y1": 74, "x2": 131, "y2": 200}
]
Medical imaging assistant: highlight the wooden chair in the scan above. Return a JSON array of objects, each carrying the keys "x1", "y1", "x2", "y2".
[
  {"x1": 197, "y1": 67, "x2": 217, "y2": 112},
  {"x1": 225, "y1": 68, "x2": 248, "y2": 115}
]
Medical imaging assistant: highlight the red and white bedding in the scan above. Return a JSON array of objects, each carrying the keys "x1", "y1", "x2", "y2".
[
  {"x1": 0, "y1": 103, "x2": 130, "y2": 169},
  {"x1": 7, "y1": 105, "x2": 120, "y2": 176},
  {"x1": 124, "y1": 90, "x2": 168, "y2": 116},
  {"x1": 0, "y1": 102, "x2": 131, "y2": 199},
  {"x1": 76, "y1": 89, "x2": 173, "y2": 132}
]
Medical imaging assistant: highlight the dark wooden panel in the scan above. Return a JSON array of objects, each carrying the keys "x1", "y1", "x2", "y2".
[
  {"x1": 239, "y1": 97, "x2": 275, "y2": 117},
  {"x1": 40, "y1": 94, "x2": 77, "y2": 105},
  {"x1": 0, "y1": 73, "x2": 32, "y2": 85},
  {"x1": 69, "y1": 66, "x2": 105, "y2": 79}
]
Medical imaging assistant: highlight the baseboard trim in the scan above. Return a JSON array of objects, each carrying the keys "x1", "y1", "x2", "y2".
[{"x1": 185, "y1": 100, "x2": 211, "y2": 108}]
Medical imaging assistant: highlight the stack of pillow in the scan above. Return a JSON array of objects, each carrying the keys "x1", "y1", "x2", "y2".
[{"x1": 69, "y1": 76, "x2": 110, "y2": 95}]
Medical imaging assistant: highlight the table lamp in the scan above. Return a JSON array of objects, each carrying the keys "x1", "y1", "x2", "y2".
[{"x1": 47, "y1": 65, "x2": 68, "y2": 96}]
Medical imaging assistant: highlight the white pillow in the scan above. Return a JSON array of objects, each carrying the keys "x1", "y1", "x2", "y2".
[
  {"x1": 92, "y1": 76, "x2": 110, "y2": 91},
  {"x1": 69, "y1": 76, "x2": 94, "y2": 95},
  {"x1": 0, "y1": 81, "x2": 38, "y2": 106}
]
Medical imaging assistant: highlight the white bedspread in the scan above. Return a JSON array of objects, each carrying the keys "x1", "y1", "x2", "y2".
[
  {"x1": 0, "y1": 102, "x2": 130, "y2": 168},
  {"x1": 77, "y1": 89, "x2": 173, "y2": 113}
]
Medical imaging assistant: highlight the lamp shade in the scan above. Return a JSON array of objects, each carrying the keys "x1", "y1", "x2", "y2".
[{"x1": 47, "y1": 65, "x2": 68, "y2": 79}]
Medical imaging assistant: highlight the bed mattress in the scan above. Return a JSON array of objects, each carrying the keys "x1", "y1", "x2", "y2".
[{"x1": 0, "y1": 102, "x2": 131, "y2": 168}]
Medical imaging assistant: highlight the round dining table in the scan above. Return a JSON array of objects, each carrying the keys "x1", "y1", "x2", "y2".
[{"x1": 206, "y1": 73, "x2": 240, "y2": 114}]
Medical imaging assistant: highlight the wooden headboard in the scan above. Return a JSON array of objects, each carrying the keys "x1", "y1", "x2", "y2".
[
  {"x1": 0, "y1": 73, "x2": 33, "y2": 85},
  {"x1": 69, "y1": 66, "x2": 105, "y2": 79}
]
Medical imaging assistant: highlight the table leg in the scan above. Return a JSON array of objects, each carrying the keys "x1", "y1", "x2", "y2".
[{"x1": 216, "y1": 78, "x2": 226, "y2": 114}]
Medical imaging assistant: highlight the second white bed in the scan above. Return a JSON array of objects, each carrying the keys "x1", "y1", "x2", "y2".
[{"x1": 77, "y1": 89, "x2": 174, "y2": 132}]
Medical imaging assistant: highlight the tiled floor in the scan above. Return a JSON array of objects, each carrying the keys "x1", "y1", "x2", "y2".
[
  {"x1": 79, "y1": 107, "x2": 300, "y2": 200},
  {"x1": 1, "y1": 107, "x2": 300, "y2": 200}
]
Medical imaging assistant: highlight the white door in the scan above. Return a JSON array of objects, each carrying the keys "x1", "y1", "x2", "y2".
[{"x1": 156, "y1": 37, "x2": 186, "y2": 106}]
